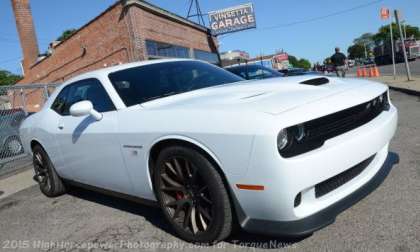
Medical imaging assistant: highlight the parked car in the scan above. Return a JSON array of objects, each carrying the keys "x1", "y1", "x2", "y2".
[
  {"x1": 323, "y1": 65, "x2": 336, "y2": 73},
  {"x1": 279, "y1": 67, "x2": 319, "y2": 76},
  {"x1": 20, "y1": 59, "x2": 397, "y2": 243},
  {"x1": 225, "y1": 64, "x2": 283, "y2": 80},
  {"x1": 1, "y1": 109, "x2": 25, "y2": 157}
]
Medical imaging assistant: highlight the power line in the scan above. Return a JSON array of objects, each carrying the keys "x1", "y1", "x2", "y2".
[
  {"x1": 219, "y1": 0, "x2": 385, "y2": 39},
  {"x1": 262, "y1": 0, "x2": 385, "y2": 30}
]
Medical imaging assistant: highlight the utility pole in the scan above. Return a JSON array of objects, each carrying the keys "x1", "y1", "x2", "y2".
[
  {"x1": 402, "y1": 21, "x2": 407, "y2": 40},
  {"x1": 394, "y1": 10, "x2": 411, "y2": 81},
  {"x1": 364, "y1": 43, "x2": 368, "y2": 59},
  {"x1": 389, "y1": 21, "x2": 396, "y2": 79},
  {"x1": 381, "y1": 7, "x2": 396, "y2": 79}
]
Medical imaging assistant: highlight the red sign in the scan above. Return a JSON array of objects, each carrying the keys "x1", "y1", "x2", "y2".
[{"x1": 380, "y1": 7, "x2": 390, "y2": 20}]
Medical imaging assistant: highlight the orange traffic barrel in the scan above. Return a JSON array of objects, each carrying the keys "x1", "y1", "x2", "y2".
[
  {"x1": 361, "y1": 67, "x2": 367, "y2": 77},
  {"x1": 356, "y1": 67, "x2": 362, "y2": 77},
  {"x1": 374, "y1": 66, "x2": 380, "y2": 77},
  {"x1": 369, "y1": 66, "x2": 375, "y2": 77}
]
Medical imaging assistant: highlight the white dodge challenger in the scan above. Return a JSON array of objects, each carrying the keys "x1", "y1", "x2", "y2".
[{"x1": 20, "y1": 59, "x2": 398, "y2": 243}]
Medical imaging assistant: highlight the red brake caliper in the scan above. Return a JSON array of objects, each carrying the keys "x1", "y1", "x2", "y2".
[{"x1": 175, "y1": 192, "x2": 184, "y2": 200}]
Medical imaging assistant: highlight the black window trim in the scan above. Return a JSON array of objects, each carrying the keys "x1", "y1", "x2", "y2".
[{"x1": 50, "y1": 78, "x2": 116, "y2": 116}]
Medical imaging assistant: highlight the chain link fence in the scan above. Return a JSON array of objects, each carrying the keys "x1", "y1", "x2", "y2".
[{"x1": 0, "y1": 83, "x2": 59, "y2": 177}]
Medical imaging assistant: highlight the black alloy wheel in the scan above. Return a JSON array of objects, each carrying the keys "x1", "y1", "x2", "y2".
[
  {"x1": 32, "y1": 145, "x2": 66, "y2": 197},
  {"x1": 155, "y1": 146, "x2": 232, "y2": 243},
  {"x1": 33, "y1": 149, "x2": 51, "y2": 192}
]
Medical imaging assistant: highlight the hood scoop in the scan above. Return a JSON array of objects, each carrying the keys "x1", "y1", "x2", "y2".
[{"x1": 300, "y1": 77, "x2": 329, "y2": 86}]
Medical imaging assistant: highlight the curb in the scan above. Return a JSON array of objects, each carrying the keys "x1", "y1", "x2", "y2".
[
  {"x1": 0, "y1": 163, "x2": 33, "y2": 181},
  {"x1": 388, "y1": 86, "x2": 420, "y2": 97}
]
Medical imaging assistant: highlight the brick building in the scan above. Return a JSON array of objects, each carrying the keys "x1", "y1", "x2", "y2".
[{"x1": 11, "y1": 0, "x2": 219, "y2": 111}]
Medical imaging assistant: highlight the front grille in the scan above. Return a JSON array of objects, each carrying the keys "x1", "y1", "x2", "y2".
[
  {"x1": 280, "y1": 92, "x2": 389, "y2": 157},
  {"x1": 304, "y1": 93, "x2": 389, "y2": 141},
  {"x1": 315, "y1": 155, "x2": 375, "y2": 198}
]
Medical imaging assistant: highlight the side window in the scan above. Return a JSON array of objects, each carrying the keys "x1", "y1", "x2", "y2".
[
  {"x1": 51, "y1": 86, "x2": 70, "y2": 115},
  {"x1": 229, "y1": 68, "x2": 247, "y2": 79},
  {"x1": 51, "y1": 79, "x2": 115, "y2": 116}
]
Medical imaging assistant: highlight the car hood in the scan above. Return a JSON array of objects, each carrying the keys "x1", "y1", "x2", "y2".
[{"x1": 140, "y1": 76, "x2": 374, "y2": 114}]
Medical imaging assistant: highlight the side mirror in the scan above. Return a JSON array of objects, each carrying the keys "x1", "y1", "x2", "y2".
[{"x1": 69, "y1": 101, "x2": 102, "y2": 121}]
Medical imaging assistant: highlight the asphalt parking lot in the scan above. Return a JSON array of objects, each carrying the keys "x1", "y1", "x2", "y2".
[{"x1": 0, "y1": 90, "x2": 419, "y2": 252}]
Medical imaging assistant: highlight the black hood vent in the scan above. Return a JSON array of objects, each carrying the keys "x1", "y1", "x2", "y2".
[{"x1": 300, "y1": 77, "x2": 329, "y2": 86}]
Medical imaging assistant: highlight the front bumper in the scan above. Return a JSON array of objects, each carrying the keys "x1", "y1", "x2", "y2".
[{"x1": 242, "y1": 152, "x2": 399, "y2": 237}]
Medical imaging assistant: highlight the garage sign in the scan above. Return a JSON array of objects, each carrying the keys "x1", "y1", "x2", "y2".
[{"x1": 208, "y1": 3, "x2": 256, "y2": 35}]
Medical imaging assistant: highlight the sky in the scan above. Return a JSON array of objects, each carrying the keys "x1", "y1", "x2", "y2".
[{"x1": 1, "y1": 0, "x2": 420, "y2": 74}]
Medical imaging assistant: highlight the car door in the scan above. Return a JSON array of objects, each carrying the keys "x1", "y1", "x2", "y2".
[{"x1": 54, "y1": 78, "x2": 133, "y2": 194}]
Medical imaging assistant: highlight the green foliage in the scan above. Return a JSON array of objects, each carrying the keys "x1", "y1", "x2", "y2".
[
  {"x1": 288, "y1": 55, "x2": 298, "y2": 66},
  {"x1": 0, "y1": 70, "x2": 22, "y2": 86},
  {"x1": 0, "y1": 70, "x2": 22, "y2": 95},
  {"x1": 288, "y1": 55, "x2": 311, "y2": 70},
  {"x1": 297, "y1": 58, "x2": 311, "y2": 70},
  {"x1": 348, "y1": 23, "x2": 420, "y2": 59},
  {"x1": 56, "y1": 29, "x2": 77, "y2": 41},
  {"x1": 323, "y1": 57, "x2": 331, "y2": 65},
  {"x1": 372, "y1": 23, "x2": 420, "y2": 45},
  {"x1": 347, "y1": 44, "x2": 367, "y2": 59},
  {"x1": 353, "y1": 33, "x2": 375, "y2": 47}
]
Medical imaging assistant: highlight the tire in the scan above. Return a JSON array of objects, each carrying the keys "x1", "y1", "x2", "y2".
[
  {"x1": 5, "y1": 136, "x2": 24, "y2": 156},
  {"x1": 32, "y1": 145, "x2": 66, "y2": 197},
  {"x1": 154, "y1": 146, "x2": 232, "y2": 244}
]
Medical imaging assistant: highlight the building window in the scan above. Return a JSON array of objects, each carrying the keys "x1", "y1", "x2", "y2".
[
  {"x1": 193, "y1": 49, "x2": 220, "y2": 64},
  {"x1": 146, "y1": 40, "x2": 190, "y2": 59}
]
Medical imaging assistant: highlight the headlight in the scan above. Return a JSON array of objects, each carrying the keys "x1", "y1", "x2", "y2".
[
  {"x1": 378, "y1": 94, "x2": 384, "y2": 104},
  {"x1": 295, "y1": 124, "x2": 305, "y2": 142},
  {"x1": 277, "y1": 129, "x2": 288, "y2": 150}
]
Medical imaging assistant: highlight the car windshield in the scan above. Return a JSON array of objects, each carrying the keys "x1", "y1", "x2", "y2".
[
  {"x1": 227, "y1": 65, "x2": 282, "y2": 80},
  {"x1": 108, "y1": 60, "x2": 244, "y2": 106}
]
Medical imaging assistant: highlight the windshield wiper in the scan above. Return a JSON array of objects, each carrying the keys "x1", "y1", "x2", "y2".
[{"x1": 141, "y1": 91, "x2": 184, "y2": 103}]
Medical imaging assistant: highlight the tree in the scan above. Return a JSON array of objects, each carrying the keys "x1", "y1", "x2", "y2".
[
  {"x1": 373, "y1": 23, "x2": 420, "y2": 45},
  {"x1": 347, "y1": 43, "x2": 367, "y2": 59},
  {"x1": 297, "y1": 59, "x2": 311, "y2": 70},
  {"x1": 0, "y1": 70, "x2": 22, "y2": 95},
  {"x1": 349, "y1": 33, "x2": 375, "y2": 59},
  {"x1": 347, "y1": 22, "x2": 420, "y2": 61},
  {"x1": 288, "y1": 55, "x2": 311, "y2": 70},
  {"x1": 323, "y1": 57, "x2": 331, "y2": 65},
  {"x1": 353, "y1": 33, "x2": 375, "y2": 48},
  {"x1": 56, "y1": 29, "x2": 77, "y2": 41},
  {"x1": 0, "y1": 70, "x2": 22, "y2": 86},
  {"x1": 288, "y1": 55, "x2": 298, "y2": 66}
]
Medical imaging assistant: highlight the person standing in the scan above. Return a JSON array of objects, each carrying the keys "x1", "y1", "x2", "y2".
[{"x1": 330, "y1": 47, "x2": 347, "y2": 77}]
